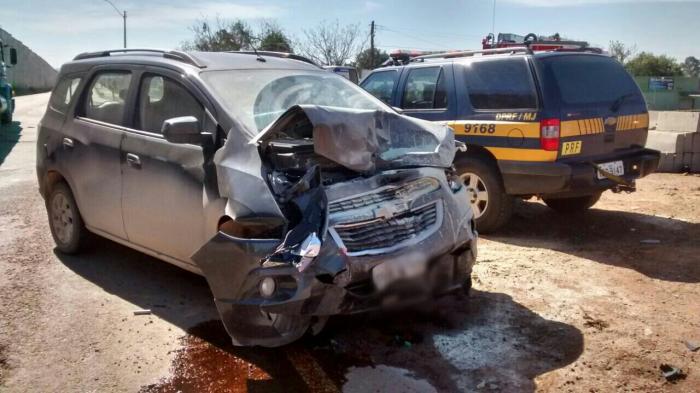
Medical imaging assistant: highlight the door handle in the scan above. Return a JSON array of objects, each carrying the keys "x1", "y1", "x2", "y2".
[
  {"x1": 62, "y1": 137, "x2": 74, "y2": 149},
  {"x1": 125, "y1": 153, "x2": 141, "y2": 168}
]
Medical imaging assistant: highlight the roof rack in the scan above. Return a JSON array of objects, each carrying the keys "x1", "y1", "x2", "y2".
[
  {"x1": 411, "y1": 46, "x2": 531, "y2": 61},
  {"x1": 73, "y1": 49, "x2": 206, "y2": 68},
  {"x1": 231, "y1": 51, "x2": 320, "y2": 67}
]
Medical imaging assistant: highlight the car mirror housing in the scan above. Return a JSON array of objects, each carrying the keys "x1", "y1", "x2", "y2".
[{"x1": 161, "y1": 116, "x2": 202, "y2": 144}]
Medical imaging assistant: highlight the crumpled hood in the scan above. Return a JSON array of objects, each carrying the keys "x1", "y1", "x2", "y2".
[{"x1": 251, "y1": 105, "x2": 456, "y2": 172}]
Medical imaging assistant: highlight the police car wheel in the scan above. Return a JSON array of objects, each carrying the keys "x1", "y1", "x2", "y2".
[
  {"x1": 456, "y1": 158, "x2": 513, "y2": 233},
  {"x1": 543, "y1": 193, "x2": 602, "y2": 214}
]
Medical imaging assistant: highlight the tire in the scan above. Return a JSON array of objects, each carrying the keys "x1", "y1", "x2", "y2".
[
  {"x1": 455, "y1": 157, "x2": 513, "y2": 233},
  {"x1": 47, "y1": 182, "x2": 88, "y2": 254},
  {"x1": 543, "y1": 192, "x2": 602, "y2": 214}
]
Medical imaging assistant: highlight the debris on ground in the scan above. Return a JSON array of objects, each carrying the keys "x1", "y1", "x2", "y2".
[
  {"x1": 640, "y1": 239, "x2": 661, "y2": 244},
  {"x1": 659, "y1": 364, "x2": 687, "y2": 382},
  {"x1": 684, "y1": 340, "x2": 700, "y2": 352},
  {"x1": 133, "y1": 309, "x2": 152, "y2": 316},
  {"x1": 582, "y1": 311, "x2": 610, "y2": 331}
]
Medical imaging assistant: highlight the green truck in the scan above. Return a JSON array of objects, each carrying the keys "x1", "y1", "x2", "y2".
[{"x1": 0, "y1": 39, "x2": 18, "y2": 124}]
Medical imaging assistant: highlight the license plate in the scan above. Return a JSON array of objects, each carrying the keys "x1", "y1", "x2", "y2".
[
  {"x1": 372, "y1": 253, "x2": 427, "y2": 291},
  {"x1": 597, "y1": 160, "x2": 624, "y2": 179},
  {"x1": 561, "y1": 140, "x2": 582, "y2": 156}
]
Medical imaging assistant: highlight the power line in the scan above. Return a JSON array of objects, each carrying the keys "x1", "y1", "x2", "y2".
[
  {"x1": 375, "y1": 24, "x2": 484, "y2": 40},
  {"x1": 376, "y1": 26, "x2": 450, "y2": 49}
]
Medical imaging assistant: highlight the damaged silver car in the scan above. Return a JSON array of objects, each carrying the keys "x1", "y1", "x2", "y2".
[{"x1": 37, "y1": 50, "x2": 478, "y2": 347}]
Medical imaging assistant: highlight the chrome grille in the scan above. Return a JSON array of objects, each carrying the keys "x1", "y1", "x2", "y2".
[
  {"x1": 333, "y1": 203, "x2": 439, "y2": 253},
  {"x1": 328, "y1": 178, "x2": 439, "y2": 214}
]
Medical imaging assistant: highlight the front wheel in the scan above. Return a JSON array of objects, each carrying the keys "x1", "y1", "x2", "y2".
[
  {"x1": 456, "y1": 158, "x2": 513, "y2": 233},
  {"x1": 543, "y1": 192, "x2": 602, "y2": 214}
]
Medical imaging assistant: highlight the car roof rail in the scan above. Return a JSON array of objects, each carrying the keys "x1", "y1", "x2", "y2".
[
  {"x1": 411, "y1": 46, "x2": 532, "y2": 61},
  {"x1": 73, "y1": 49, "x2": 206, "y2": 68},
  {"x1": 230, "y1": 51, "x2": 320, "y2": 67}
]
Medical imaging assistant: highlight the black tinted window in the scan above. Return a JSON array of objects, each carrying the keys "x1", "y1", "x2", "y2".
[
  {"x1": 49, "y1": 77, "x2": 81, "y2": 113},
  {"x1": 137, "y1": 75, "x2": 204, "y2": 134},
  {"x1": 85, "y1": 72, "x2": 131, "y2": 125},
  {"x1": 541, "y1": 55, "x2": 642, "y2": 106},
  {"x1": 463, "y1": 59, "x2": 537, "y2": 110},
  {"x1": 361, "y1": 71, "x2": 397, "y2": 105},
  {"x1": 401, "y1": 67, "x2": 448, "y2": 110}
]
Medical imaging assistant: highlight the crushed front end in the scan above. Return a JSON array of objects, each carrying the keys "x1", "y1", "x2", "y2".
[{"x1": 193, "y1": 106, "x2": 478, "y2": 347}]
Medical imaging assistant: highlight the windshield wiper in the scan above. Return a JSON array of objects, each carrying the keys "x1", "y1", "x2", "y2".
[{"x1": 609, "y1": 93, "x2": 636, "y2": 113}]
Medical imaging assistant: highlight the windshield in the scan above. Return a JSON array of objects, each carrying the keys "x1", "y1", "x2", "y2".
[{"x1": 201, "y1": 69, "x2": 388, "y2": 137}]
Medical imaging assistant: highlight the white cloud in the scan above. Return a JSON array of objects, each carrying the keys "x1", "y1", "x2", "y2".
[
  {"x1": 364, "y1": 1, "x2": 383, "y2": 12},
  {"x1": 504, "y1": 0, "x2": 700, "y2": 6}
]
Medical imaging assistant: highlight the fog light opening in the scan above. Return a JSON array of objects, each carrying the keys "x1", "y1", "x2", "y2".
[{"x1": 259, "y1": 277, "x2": 277, "y2": 298}]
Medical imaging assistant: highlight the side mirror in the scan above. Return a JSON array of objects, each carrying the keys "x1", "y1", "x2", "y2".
[
  {"x1": 161, "y1": 116, "x2": 202, "y2": 144},
  {"x1": 9, "y1": 48, "x2": 17, "y2": 65}
]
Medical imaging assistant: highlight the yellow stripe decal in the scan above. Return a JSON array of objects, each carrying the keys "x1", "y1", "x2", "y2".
[
  {"x1": 446, "y1": 120, "x2": 541, "y2": 138},
  {"x1": 486, "y1": 147, "x2": 557, "y2": 162}
]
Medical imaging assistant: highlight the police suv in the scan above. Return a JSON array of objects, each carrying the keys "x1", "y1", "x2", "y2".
[{"x1": 360, "y1": 45, "x2": 660, "y2": 232}]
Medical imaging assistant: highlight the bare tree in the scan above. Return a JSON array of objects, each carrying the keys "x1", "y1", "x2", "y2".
[
  {"x1": 609, "y1": 40, "x2": 637, "y2": 64},
  {"x1": 298, "y1": 20, "x2": 366, "y2": 65}
]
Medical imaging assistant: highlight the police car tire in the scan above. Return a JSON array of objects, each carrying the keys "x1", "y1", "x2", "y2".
[
  {"x1": 455, "y1": 158, "x2": 513, "y2": 233},
  {"x1": 543, "y1": 193, "x2": 602, "y2": 214}
]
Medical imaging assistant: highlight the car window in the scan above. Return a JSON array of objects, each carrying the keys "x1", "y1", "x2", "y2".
[
  {"x1": 540, "y1": 55, "x2": 643, "y2": 107},
  {"x1": 361, "y1": 71, "x2": 398, "y2": 105},
  {"x1": 137, "y1": 75, "x2": 204, "y2": 134},
  {"x1": 401, "y1": 67, "x2": 448, "y2": 110},
  {"x1": 85, "y1": 72, "x2": 132, "y2": 125},
  {"x1": 463, "y1": 59, "x2": 537, "y2": 110},
  {"x1": 49, "y1": 77, "x2": 81, "y2": 113}
]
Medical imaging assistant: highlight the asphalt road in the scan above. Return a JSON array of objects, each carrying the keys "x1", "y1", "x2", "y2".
[{"x1": 1, "y1": 93, "x2": 699, "y2": 392}]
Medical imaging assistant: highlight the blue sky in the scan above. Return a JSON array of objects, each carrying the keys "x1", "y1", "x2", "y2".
[{"x1": 1, "y1": 0, "x2": 699, "y2": 67}]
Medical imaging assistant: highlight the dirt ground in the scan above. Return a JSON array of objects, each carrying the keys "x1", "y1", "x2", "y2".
[{"x1": 1, "y1": 93, "x2": 699, "y2": 392}]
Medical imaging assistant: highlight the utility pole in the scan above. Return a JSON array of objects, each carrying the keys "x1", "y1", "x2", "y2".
[
  {"x1": 123, "y1": 10, "x2": 127, "y2": 48},
  {"x1": 103, "y1": 0, "x2": 127, "y2": 48},
  {"x1": 370, "y1": 21, "x2": 375, "y2": 69}
]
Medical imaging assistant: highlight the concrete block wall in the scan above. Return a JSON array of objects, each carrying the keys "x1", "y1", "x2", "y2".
[
  {"x1": 646, "y1": 111, "x2": 700, "y2": 173},
  {"x1": 0, "y1": 28, "x2": 57, "y2": 93}
]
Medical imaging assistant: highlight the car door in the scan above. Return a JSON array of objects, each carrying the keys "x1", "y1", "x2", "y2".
[
  {"x1": 120, "y1": 69, "x2": 210, "y2": 265},
  {"x1": 396, "y1": 64, "x2": 457, "y2": 121},
  {"x1": 63, "y1": 68, "x2": 134, "y2": 239}
]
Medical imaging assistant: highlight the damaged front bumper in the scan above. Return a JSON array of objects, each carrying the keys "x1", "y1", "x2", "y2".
[{"x1": 193, "y1": 167, "x2": 477, "y2": 347}]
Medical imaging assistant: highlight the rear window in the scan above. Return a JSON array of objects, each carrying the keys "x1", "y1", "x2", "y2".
[
  {"x1": 540, "y1": 55, "x2": 642, "y2": 106},
  {"x1": 463, "y1": 58, "x2": 537, "y2": 110},
  {"x1": 49, "y1": 77, "x2": 81, "y2": 113}
]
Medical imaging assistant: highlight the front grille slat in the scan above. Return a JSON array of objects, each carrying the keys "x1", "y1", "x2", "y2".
[{"x1": 334, "y1": 203, "x2": 438, "y2": 253}]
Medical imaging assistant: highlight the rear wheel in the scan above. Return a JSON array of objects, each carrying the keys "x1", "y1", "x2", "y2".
[
  {"x1": 543, "y1": 192, "x2": 602, "y2": 214},
  {"x1": 456, "y1": 158, "x2": 513, "y2": 233},
  {"x1": 47, "y1": 182, "x2": 88, "y2": 254}
]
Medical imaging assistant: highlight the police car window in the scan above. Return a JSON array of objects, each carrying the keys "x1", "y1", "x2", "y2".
[
  {"x1": 49, "y1": 77, "x2": 81, "y2": 113},
  {"x1": 361, "y1": 71, "x2": 397, "y2": 105},
  {"x1": 401, "y1": 67, "x2": 448, "y2": 110},
  {"x1": 542, "y1": 55, "x2": 641, "y2": 106},
  {"x1": 463, "y1": 59, "x2": 537, "y2": 110}
]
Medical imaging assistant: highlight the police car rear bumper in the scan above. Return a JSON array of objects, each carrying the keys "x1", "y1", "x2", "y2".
[{"x1": 499, "y1": 148, "x2": 660, "y2": 197}]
